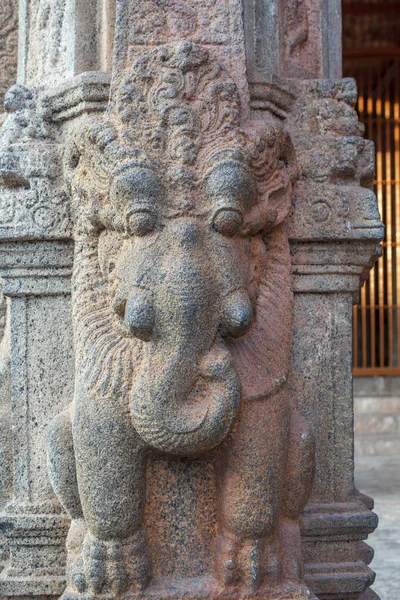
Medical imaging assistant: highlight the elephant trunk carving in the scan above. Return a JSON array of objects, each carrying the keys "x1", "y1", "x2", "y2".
[
  {"x1": 125, "y1": 221, "x2": 246, "y2": 455},
  {"x1": 130, "y1": 332, "x2": 241, "y2": 456}
]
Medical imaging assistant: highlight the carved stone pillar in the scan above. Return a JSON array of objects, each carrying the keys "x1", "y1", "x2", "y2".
[
  {"x1": 0, "y1": 77, "x2": 76, "y2": 594},
  {"x1": 0, "y1": 1, "x2": 109, "y2": 597},
  {"x1": 0, "y1": 1, "x2": 381, "y2": 600},
  {"x1": 0, "y1": 297, "x2": 11, "y2": 570},
  {"x1": 261, "y1": 7, "x2": 382, "y2": 600},
  {"x1": 0, "y1": 0, "x2": 18, "y2": 110},
  {"x1": 0, "y1": 0, "x2": 18, "y2": 573},
  {"x1": 241, "y1": 2, "x2": 381, "y2": 597},
  {"x1": 0, "y1": 243, "x2": 73, "y2": 598}
]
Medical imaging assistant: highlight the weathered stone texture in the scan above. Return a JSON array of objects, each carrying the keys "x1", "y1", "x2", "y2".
[
  {"x1": 0, "y1": 85, "x2": 71, "y2": 238},
  {"x1": 0, "y1": 295, "x2": 11, "y2": 569},
  {"x1": 44, "y1": 33, "x2": 316, "y2": 597},
  {"x1": 244, "y1": 0, "x2": 342, "y2": 85},
  {"x1": 0, "y1": 1, "x2": 382, "y2": 600},
  {"x1": 26, "y1": 0, "x2": 69, "y2": 83},
  {"x1": 0, "y1": 0, "x2": 18, "y2": 111}
]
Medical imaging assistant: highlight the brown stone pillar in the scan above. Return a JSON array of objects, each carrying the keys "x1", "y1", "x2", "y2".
[
  {"x1": 0, "y1": 0, "x2": 18, "y2": 575},
  {"x1": 243, "y1": 2, "x2": 381, "y2": 598},
  {"x1": 0, "y1": 2, "x2": 381, "y2": 600},
  {"x1": 286, "y1": 79, "x2": 382, "y2": 599},
  {"x1": 247, "y1": 4, "x2": 381, "y2": 597}
]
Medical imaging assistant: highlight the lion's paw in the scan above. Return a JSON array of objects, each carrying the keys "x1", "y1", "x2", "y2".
[
  {"x1": 215, "y1": 532, "x2": 281, "y2": 592},
  {"x1": 65, "y1": 529, "x2": 150, "y2": 599}
]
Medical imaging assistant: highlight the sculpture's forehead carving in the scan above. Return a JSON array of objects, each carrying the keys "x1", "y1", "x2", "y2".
[
  {"x1": 65, "y1": 42, "x2": 295, "y2": 236},
  {"x1": 113, "y1": 41, "x2": 244, "y2": 194},
  {"x1": 110, "y1": 168, "x2": 163, "y2": 236},
  {"x1": 115, "y1": 42, "x2": 240, "y2": 154},
  {"x1": 108, "y1": 159, "x2": 258, "y2": 230}
]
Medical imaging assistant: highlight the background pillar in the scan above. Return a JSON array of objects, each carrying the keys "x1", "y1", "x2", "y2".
[
  {"x1": 244, "y1": 2, "x2": 382, "y2": 598},
  {"x1": 0, "y1": 1, "x2": 109, "y2": 597}
]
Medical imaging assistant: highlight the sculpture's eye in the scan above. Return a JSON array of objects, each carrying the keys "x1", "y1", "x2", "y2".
[
  {"x1": 126, "y1": 209, "x2": 157, "y2": 236},
  {"x1": 205, "y1": 160, "x2": 257, "y2": 237},
  {"x1": 111, "y1": 168, "x2": 162, "y2": 236},
  {"x1": 212, "y1": 207, "x2": 243, "y2": 236}
]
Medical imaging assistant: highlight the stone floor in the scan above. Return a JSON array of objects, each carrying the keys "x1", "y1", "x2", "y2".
[
  {"x1": 355, "y1": 456, "x2": 400, "y2": 600},
  {"x1": 354, "y1": 377, "x2": 400, "y2": 457}
]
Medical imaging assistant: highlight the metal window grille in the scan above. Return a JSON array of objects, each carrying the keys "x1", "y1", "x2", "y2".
[{"x1": 343, "y1": 1, "x2": 400, "y2": 374}]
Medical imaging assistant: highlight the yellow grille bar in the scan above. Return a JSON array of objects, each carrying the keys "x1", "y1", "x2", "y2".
[{"x1": 347, "y1": 57, "x2": 400, "y2": 375}]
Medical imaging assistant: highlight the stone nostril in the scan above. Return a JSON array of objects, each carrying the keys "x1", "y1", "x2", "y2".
[
  {"x1": 220, "y1": 290, "x2": 254, "y2": 338},
  {"x1": 212, "y1": 208, "x2": 243, "y2": 236},
  {"x1": 124, "y1": 291, "x2": 154, "y2": 341}
]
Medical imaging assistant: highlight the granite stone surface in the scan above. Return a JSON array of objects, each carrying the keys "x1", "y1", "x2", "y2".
[{"x1": 0, "y1": 1, "x2": 383, "y2": 600}]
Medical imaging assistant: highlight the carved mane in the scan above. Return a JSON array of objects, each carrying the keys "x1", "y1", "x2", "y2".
[{"x1": 72, "y1": 232, "x2": 143, "y2": 398}]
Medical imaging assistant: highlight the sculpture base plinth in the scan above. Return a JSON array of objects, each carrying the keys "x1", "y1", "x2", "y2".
[
  {"x1": 304, "y1": 562, "x2": 375, "y2": 600},
  {"x1": 302, "y1": 502, "x2": 377, "y2": 600},
  {"x1": 59, "y1": 577, "x2": 317, "y2": 600},
  {"x1": 0, "y1": 509, "x2": 69, "y2": 600},
  {"x1": 0, "y1": 564, "x2": 65, "y2": 599}
]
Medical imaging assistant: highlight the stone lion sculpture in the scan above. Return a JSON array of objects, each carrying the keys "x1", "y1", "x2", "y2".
[{"x1": 47, "y1": 42, "x2": 315, "y2": 600}]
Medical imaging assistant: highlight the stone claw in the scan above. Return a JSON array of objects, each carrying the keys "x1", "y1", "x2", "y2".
[
  {"x1": 215, "y1": 532, "x2": 282, "y2": 593},
  {"x1": 64, "y1": 529, "x2": 150, "y2": 598},
  {"x1": 215, "y1": 532, "x2": 238, "y2": 586},
  {"x1": 70, "y1": 554, "x2": 87, "y2": 593}
]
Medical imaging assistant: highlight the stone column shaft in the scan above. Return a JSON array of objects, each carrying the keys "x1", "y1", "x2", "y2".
[{"x1": 0, "y1": 242, "x2": 73, "y2": 598}]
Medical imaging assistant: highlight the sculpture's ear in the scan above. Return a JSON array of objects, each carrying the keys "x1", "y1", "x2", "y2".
[
  {"x1": 242, "y1": 125, "x2": 297, "y2": 234},
  {"x1": 63, "y1": 118, "x2": 123, "y2": 231},
  {"x1": 265, "y1": 128, "x2": 297, "y2": 228},
  {"x1": 226, "y1": 224, "x2": 292, "y2": 400}
]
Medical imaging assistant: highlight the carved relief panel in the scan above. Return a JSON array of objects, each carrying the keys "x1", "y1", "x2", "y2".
[
  {"x1": 280, "y1": 0, "x2": 320, "y2": 79},
  {"x1": 0, "y1": 0, "x2": 18, "y2": 111},
  {"x1": 24, "y1": 0, "x2": 68, "y2": 83},
  {"x1": 46, "y1": 41, "x2": 316, "y2": 600},
  {"x1": 0, "y1": 84, "x2": 71, "y2": 238},
  {"x1": 0, "y1": 1, "x2": 381, "y2": 600}
]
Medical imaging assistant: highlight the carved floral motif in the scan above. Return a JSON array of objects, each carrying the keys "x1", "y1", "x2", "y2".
[{"x1": 129, "y1": 0, "x2": 230, "y2": 46}]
